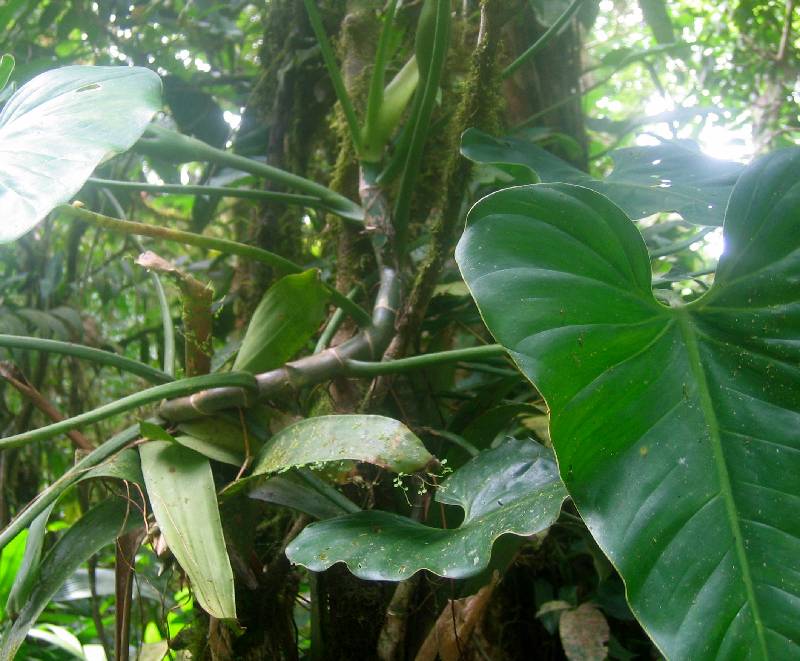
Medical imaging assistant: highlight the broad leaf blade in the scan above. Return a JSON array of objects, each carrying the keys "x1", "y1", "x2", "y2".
[
  {"x1": 0, "y1": 65, "x2": 162, "y2": 243},
  {"x1": 233, "y1": 269, "x2": 329, "y2": 374},
  {"x1": 286, "y1": 440, "x2": 567, "y2": 580},
  {"x1": 251, "y1": 414, "x2": 435, "y2": 476},
  {"x1": 0, "y1": 499, "x2": 138, "y2": 660},
  {"x1": 455, "y1": 152, "x2": 800, "y2": 659},
  {"x1": 461, "y1": 129, "x2": 743, "y2": 225},
  {"x1": 140, "y1": 441, "x2": 236, "y2": 620}
]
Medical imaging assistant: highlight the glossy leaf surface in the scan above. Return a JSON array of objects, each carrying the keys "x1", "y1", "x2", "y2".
[
  {"x1": 251, "y1": 414, "x2": 435, "y2": 476},
  {"x1": 286, "y1": 440, "x2": 567, "y2": 580},
  {"x1": 455, "y1": 150, "x2": 800, "y2": 658},
  {"x1": 0, "y1": 499, "x2": 138, "y2": 660},
  {"x1": 140, "y1": 441, "x2": 236, "y2": 619},
  {"x1": 233, "y1": 269, "x2": 329, "y2": 374},
  {"x1": 461, "y1": 129, "x2": 743, "y2": 225},
  {"x1": 0, "y1": 65, "x2": 161, "y2": 242}
]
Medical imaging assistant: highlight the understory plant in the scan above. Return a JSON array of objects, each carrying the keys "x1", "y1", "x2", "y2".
[{"x1": 0, "y1": 2, "x2": 797, "y2": 660}]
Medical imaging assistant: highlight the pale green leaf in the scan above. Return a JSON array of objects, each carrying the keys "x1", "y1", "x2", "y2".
[
  {"x1": 0, "y1": 65, "x2": 162, "y2": 243},
  {"x1": 251, "y1": 414, "x2": 435, "y2": 477},
  {"x1": 140, "y1": 441, "x2": 236, "y2": 619}
]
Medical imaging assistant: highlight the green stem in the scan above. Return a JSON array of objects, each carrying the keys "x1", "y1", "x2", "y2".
[
  {"x1": 0, "y1": 334, "x2": 172, "y2": 384},
  {"x1": 652, "y1": 266, "x2": 716, "y2": 284},
  {"x1": 58, "y1": 204, "x2": 372, "y2": 327},
  {"x1": 0, "y1": 373, "x2": 257, "y2": 449},
  {"x1": 502, "y1": 0, "x2": 586, "y2": 79},
  {"x1": 137, "y1": 126, "x2": 363, "y2": 221},
  {"x1": 342, "y1": 344, "x2": 507, "y2": 376},
  {"x1": 457, "y1": 361, "x2": 520, "y2": 377},
  {"x1": 88, "y1": 178, "x2": 320, "y2": 206},
  {"x1": 649, "y1": 227, "x2": 714, "y2": 258},
  {"x1": 298, "y1": 468, "x2": 361, "y2": 514},
  {"x1": 303, "y1": 0, "x2": 363, "y2": 154},
  {"x1": 0, "y1": 424, "x2": 142, "y2": 554},
  {"x1": 422, "y1": 427, "x2": 479, "y2": 457},
  {"x1": 314, "y1": 286, "x2": 360, "y2": 353}
]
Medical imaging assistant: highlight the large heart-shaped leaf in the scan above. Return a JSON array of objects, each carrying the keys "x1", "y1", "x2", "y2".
[
  {"x1": 461, "y1": 129, "x2": 743, "y2": 225},
  {"x1": 455, "y1": 149, "x2": 800, "y2": 658},
  {"x1": 0, "y1": 65, "x2": 161, "y2": 243},
  {"x1": 286, "y1": 440, "x2": 567, "y2": 580}
]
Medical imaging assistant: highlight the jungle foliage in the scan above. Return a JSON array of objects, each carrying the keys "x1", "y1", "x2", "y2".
[{"x1": 0, "y1": 1, "x2": 798, "y2": 660}]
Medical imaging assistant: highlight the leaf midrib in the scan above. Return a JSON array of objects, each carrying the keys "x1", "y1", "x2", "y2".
[{"x1": 675, "y1": 308, "x2": 769, "y2": 657}]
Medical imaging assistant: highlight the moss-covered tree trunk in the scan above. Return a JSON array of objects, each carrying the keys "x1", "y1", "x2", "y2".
[{"x1": 222, "y1": 2, "x2": 590, "y2": 659}]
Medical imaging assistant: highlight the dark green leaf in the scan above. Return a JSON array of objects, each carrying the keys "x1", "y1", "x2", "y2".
[
  {"x1": 461, "y1": 129, "x2": 743, "y2": 225},
  {"x1": 455, "y1": 149, "x2": 800, "y2": 658},
  {"x1": 286, "y1": 440, "x2": 567, "y2": 580},
  {"x1": 233, "y1": 269, "x2": 329, "y2": 374}
]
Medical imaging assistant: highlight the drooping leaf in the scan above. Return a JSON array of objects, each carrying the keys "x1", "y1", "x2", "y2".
[
  {"x1": 455, "y1": 150, "x2": 800, "y2": 658},
  {"x1": 286, "y1": 440, "x2": 567, "y2": 580},
  {"x1": 139, "y1": 441, "x2": 236, "y2": 620},
  {"x1": 233, "y1": 269, "x2": 329, "y2": 374},
  {"x1": 250, "y1": 414, "x2": 435, "y2": 477},
  {"x1": 0, "y1": 499, "x2": 139, "y2": 660},
  {"x1": 0, "y1": 65, "x2": 162, "y2": 243},
  {"x1": 461, "y1": 129, "x2": 744, "y2": 225}
]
